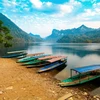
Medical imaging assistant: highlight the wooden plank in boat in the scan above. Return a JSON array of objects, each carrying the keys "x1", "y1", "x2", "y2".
[
  {"x1": 28, "y1": 52, "x2": 44, "y2": 56},
  {"x1": 47, "y1": 56, "x2": 66, "y2": 63},
  {"x1": 7, "y1": 50, "x2": 26, "y2": 54},
  {"x1": 38, "y1": 56, "x2": 58, "y2": 60}
]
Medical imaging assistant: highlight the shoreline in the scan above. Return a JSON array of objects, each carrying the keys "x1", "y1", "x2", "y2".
[{"x1": 0, "y1": 58, "x2": 99, "y2": 100}]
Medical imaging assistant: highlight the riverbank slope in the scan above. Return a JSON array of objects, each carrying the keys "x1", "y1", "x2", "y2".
[{"x1": 0, "y1": 58, "x2": 97, "y2": 100}]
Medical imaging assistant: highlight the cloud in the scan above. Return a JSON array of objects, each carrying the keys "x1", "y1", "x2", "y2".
[
  {"x1": 93, "y1": 2, "x2": 100, "y2": 14},
  {"x1": 51, "y1": 0, "x2": 82, "y2": 17},
  {"x1": 1, "y1": 0, "x2": 32, "y2": 14},
  {"x1": 2, "y1": 0, "x2": 18, "y2": 13},
  {"x1": 3, "y1": 0, "x2": 17, "y2": 7},
  {"x1": 72, "y1": 1, "x2": 100, "y2": 22},
  {"x1": 30, "y1": 0, "x2": 43, "y2": 9},
  {"x1": 84, "y1": 9, "x2": 96, "y2": 16},
  {"x1": 45, "y1": 2, "x2": 52, "y2": 7},
  {"x1": 2, "y1": 0, "x2": 82, "y2": 16},
  {"x1": 60, "y1": 4, "x2": 73, "y2": 14},
  {"x1": 28, "y1": 0, "x2": 82, "y2": 16},
  {"x1": 29, "y1": 0, "x2": 55, "y2": 14},
  {"x1": 11, "y1": 0, "x2": 17, "y2": 6},
  {"x1": 79, "y1": 2, "x2": 100, "y2": 21},
  {"x1": 3, "y1": 0, "x2": 11, "y2": 7}
]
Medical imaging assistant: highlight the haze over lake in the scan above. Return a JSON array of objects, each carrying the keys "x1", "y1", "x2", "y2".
[{"x1": 27, "y1": 43, "x2": 100, "y2": 80}]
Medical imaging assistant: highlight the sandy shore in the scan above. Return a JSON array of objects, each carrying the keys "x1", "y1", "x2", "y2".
[{"x1": 0, "y1": 58, "x2": 99, "y2": 100}]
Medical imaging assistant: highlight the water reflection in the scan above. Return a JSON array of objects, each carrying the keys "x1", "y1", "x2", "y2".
[
  {"x1": 51, "y1": 44, "x2": 100, "y2": 57},
  {"x1": 0, "y1": 43, "x2": 28, "y2": 56}
]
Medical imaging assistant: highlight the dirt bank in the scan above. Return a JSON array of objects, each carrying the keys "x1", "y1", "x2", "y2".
[{"x1": 0, "y1": 58, "x2": 98, "y2": 100}]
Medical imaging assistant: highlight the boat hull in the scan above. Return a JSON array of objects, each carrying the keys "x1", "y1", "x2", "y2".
[
  {"x1": 23, "y1": 60, "x2": 45, "y2": 65},
  {"x1": 17, "y1": 54, "x2": 50, "y2": 63},
  {"x1": 38, "y1": 60, "x2": 66, "y2": 73},
  {"x1": 59, "y1": 74, "x2": 100, "y2": 87},
  {"x1": 2, "y1": 53, "x2": 27, "y2": 58}
]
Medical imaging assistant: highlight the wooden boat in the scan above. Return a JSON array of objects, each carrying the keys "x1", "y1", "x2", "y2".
[
  {"x1": 2, "y1": 52, "x2": 27, "y2": 58},
  {"x1": 26, "y1": 62, "x2": 50, "y2": 68},
  {"x1": 17, "y1": 52, "x2": 44, "y2": 59},
  {"x1": 38, "y1": 56, "x2": 59, "y2": 60},
  {"x1": 23, "y1": 56, "x2": 55, "y2": 65},
  {"x1": 46, "y1": 56, "x2": 67, "y2": 63},
  {"x1": 38, "y1": 60, "x2": 66, "y2": 73},
  {"x1": 27, "y1": 52, "x2": 44, "y2": 56},
  {"x1": 26, "y1": 56, "x2": 67, "y2": 68},
  {"x1": 17, "y1": 54, "x2": 51, "y2": 63},
  {"x1": 59, "y1": 65, "x2": 100, "y2": 87},
  {"x1": 23, "y1": 56, "x2": 60, "y2": 65},
  {"x1": 7, "y1": 50, "x2": 26, "y2": 54}
]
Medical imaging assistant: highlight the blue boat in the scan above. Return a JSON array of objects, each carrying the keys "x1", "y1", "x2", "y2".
[
  {"x1": 59, "y1": 65, "x2": 100, "y2": 87},
  {"x1": 38, "y1": 60, "x2": 66, "y2": 73},
  {"x1": 2, "y1": 52, "x2": 27, "y2": 58},
  {"x1": 26, "y1": 62, "x2": 50, "y2": 68}
]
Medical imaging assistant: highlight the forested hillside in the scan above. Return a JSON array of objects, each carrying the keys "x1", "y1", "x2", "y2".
[
  {"x1": 45, "y1": 25, "x2": 100, "y2": 43},
  {"x1": 0, "y1": 13, "x2": 42, "y2": 43}
]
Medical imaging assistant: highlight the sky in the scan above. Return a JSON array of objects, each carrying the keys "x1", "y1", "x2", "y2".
[{"x1": 0, "y1": 0, "x2": 100, "y2": 38}]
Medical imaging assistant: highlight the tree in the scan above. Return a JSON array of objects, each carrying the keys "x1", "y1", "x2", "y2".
[{"x1": 0, "y1": 20, "x2": 13, "y2": 48}]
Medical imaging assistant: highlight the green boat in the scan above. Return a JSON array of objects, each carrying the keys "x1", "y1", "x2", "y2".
[
  {"x1": 17, "y1": 54, "x2": 50, "y2": 63},
  {"x1": 23, "y1": 59, "x2": 45, "y2": 65},
  {"x1": 17, "y1": 56, "x2": 35, "y2": 62},
  {"x1": 26, "y1": 56, "x2": 67, "y2": 68},
  {"x1": 59, "y1": 65, "x2": 100, "y2": 87}
]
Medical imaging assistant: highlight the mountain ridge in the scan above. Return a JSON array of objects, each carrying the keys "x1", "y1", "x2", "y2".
[
  {"x1": 45, "y1": 25, "x2": 100, "y2": 43},
  {"x1": 29, "y1": 33, "x2": 43, "y2": 41}
]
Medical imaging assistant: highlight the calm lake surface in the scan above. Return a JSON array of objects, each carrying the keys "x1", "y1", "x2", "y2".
[
  {"x1": 1, "y1": 43, "x2": 100, "y2": 80},
  {"x1": 26, "y1": 43, "x2": 100, "y2": 80}
]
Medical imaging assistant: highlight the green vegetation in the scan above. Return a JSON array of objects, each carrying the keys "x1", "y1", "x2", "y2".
[
  {"x1": 45, "y1": 25, "x2": 100, "y2": 43},
  {"x1": 57, "y1": 30, "x2": 100, "y2": 43},
  {"x1": 0, "y1": 20, "x2": 13, "y2": 48}
]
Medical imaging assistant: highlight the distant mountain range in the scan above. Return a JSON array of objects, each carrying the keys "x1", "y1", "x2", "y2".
[
  {"x1": 45, "y1": 25, "x2": 100, "y2": 43},
  {"x1": 0, "y1": 13, "x2": 43, "y2": 43},
  {"x1": 29, "y1": 33, "x2": 43, "y2": 41},
  {"x1": 1, "y1": 12, "x2": 99, "y2": 43}
]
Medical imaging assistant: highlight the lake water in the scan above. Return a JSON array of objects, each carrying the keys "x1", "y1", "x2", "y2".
[
  {"x1": 26, "y1": 43, "x2": 100, "y2": 80},
  {"x1": 1, "y1": 43, "x2": 100, "y2": 80}
]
